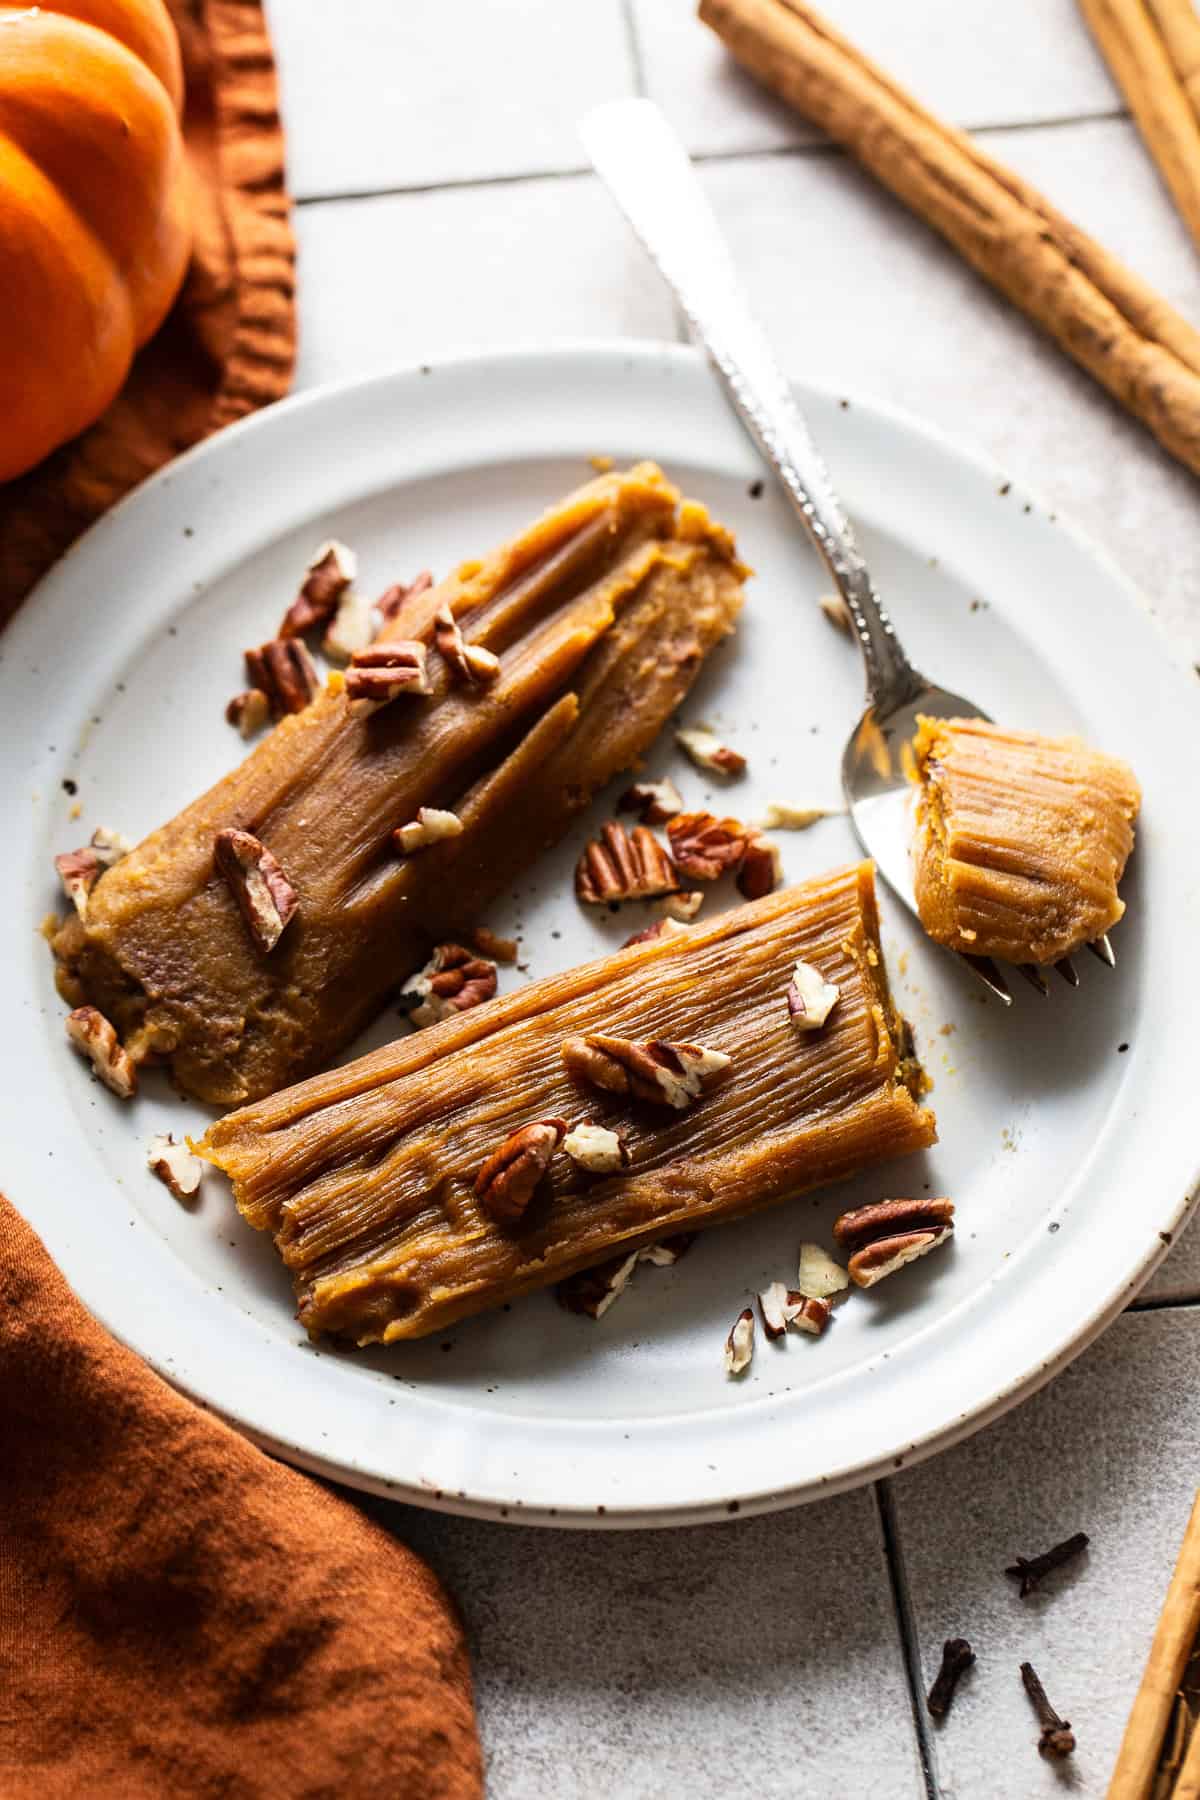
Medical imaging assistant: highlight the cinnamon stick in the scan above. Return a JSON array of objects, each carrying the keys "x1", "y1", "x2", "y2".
[
  {"x1": 1109, "y1": 1490, "x2": 1200, "y2": 1799},
  {"x1": 699, "y1": 0, "x2": 1200, "y2": 480},
  {"x1": 1079, "y1": 0, "x2": 1200, "y2": 250}
]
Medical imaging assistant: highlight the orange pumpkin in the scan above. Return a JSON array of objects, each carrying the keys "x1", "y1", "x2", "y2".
[{"x1": 0, "y1": 0, "x2": 191, "y2": 482}]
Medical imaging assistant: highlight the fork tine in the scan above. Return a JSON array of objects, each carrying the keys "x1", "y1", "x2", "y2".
[
  {"x1": 1016, "y1": 964, "x2": 1050, "y2": 996},
  {"x1": 960, "y1": 954, "x2": 1014, "y2": 1006},
  {"x1": 1054, "y1": 957, "x2": 1080, "y2": 987},
  {"x1": 1087, "y1": 934, "x2": 1117, "y2": 968}
]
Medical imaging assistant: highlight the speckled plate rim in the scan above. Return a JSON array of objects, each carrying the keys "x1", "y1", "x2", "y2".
[{"x1": 2, "y1": 340, "x2": 1198, "y2": 1527}]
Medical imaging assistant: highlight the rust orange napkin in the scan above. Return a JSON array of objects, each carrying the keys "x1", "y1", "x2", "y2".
[
  {"x1": 0, "y1": 1196, "x2": 483, "y2": 1798},
  {"x1": 0, "y1": 0, "x2": 297, "y2": 624}
]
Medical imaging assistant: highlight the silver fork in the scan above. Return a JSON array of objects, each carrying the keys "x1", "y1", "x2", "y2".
[{"x1": 580, "y1": 97, "x2": 1114, "y2": 1006}]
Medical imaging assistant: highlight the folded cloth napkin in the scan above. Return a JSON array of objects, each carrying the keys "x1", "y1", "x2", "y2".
[
  {"x1": 0, "y1": 1196, "x2": 483, "y2": 1799},
  {"x1": 0, "y1": 0, "x2": 297, "y2": 624}
]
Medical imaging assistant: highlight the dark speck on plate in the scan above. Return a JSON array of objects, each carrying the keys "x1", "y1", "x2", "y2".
[
  {"x1": 748, "y1": 479, "x2": 764, "y2": 499},
  {"x1": 1118, "y1": 1042, "x2": 1129, "y2": 1053},
  {"x1": 61, "y1": 778, "x2": 77, "y2": 796}
]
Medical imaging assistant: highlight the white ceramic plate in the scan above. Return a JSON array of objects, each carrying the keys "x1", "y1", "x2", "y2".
[{"x1": 4, "y1": 343, "x2": 1198, "y2": 1526}]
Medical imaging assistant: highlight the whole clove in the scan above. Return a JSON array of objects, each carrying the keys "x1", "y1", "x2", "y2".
[
  {"x1": 1005, "y1": 1531, "x2": 1089, "y2": 1598},
  {"x1": 926, "y1": 1637, "x2": 976, "y2": 1719},
  {"x1": 1020, "y1": 1661, "x2": 1076, "y2": 1760}
]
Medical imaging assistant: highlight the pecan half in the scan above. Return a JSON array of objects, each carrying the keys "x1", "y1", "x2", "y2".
[
  {"x1": 557, "y1": 1249, "x2": 639, "y2": 1319},
  {"x1": 225, "y1": 687, "x2": 272, "y2": 738},
  {"x1": 575, "y1": 822, "x2": 680, "y2": 905},
  {"x1": 213, "y1": 828, "x2": 298, "y2": 953},
  {"x1": 54, "y1": 828, "x2": 131, "y2": 920},
  {"x1": 666, "y1": 811, "x2": 748, "y2": 881},
  {"x1": 562, "y1": 1121, "x2": 630, "y2": 1174},
  {"x1": 833, "y1": 1198, "x2": 955, "y2": 1288},
  {"x1": 345, "y1": 640, "x2": 432, "y2": 704},
  {"x1": 787, "y1": 960, "x2": 840, "y2": 1031},
  {"x1": 474, "y1": 1118, "x2": 567, "y2": 1226},
  {"x1": 676, "y1": 725, "x2": 746, "y2": 777},
  {"x1": 321, "y1": 589, "x2": 375, "y2": 663},
  {"x1": 279, "y1": 539, "x2": 356, "y2": 639},
  {"x1": 392, "y1": 806, "x2": 464, "y2": 854},
  {"x1": 736, "y1": 834, "x2": 781, "y2": 900},
  {"x1": 65, "y1": 1006, "x2": 137, "y2": 1098},
  {"x1": 374, "y1": 570, "x2": 433, "y2": 631},
  {"x1": 561, "y1": 1033, "x2": 730, "y2": 1110},
  {"x1": 401, "y1": 942, "x2": 497, "y2": 1028},
  {"x1": 638, "y1": 1232, "x2": 696, "y2": 1267},
  {"x1": 724, "y1": 1307, "x2": 755, "y2": 1375},
  {"x1": 617, "y1": 775, "x2": 683, "y2": 825},
  {"x1": 433, "y1": 601, "x2": 500, "y2": 687},
  {"x1": 147, "y1": 1132, "x2": 205, "y2": 1201},
  {"x1": 621, "y1": 915, "x2": 692, "y2": 948},
  {"x1": 244, "y1": 639, "x2": 321, "y2": 716}
]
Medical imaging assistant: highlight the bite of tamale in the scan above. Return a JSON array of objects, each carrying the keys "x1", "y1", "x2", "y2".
[
  {"x1": 52, "y1": 464, "x2": 746, "y2": 1105},
  {"x1": 911, "y1": 716, "x2": 1140, "y2": 966},
  {"x1": 201, "y1": 864, "x2": 937, "y2": 1345}
]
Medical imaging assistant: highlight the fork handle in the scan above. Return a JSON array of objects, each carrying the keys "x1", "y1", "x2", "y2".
[{"x1": 581, "y1": 98, "x2": 922, "y2": 713}]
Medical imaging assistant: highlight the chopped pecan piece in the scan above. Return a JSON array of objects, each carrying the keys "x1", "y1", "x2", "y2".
[
  {"x1": 724, "y1": 1307, "x2": 755, "y2": 1375},
  {"x1": 562, "y1": 1121, "x2": 630, "y2": 1174},
  {"x1": 345, "y1": 640, "x2": 432, "y2": 704},
  {"x1": 213, "y1": 828, "x2": 298, "y2": 954},
  {"x1": 471, "y1": 926, "x2": 519, "y2": 964},
  {"x1": 736, "y1": 834, "x2": 782, "y2": 900},
  {"x1": 789, "y1": 1294, "x2": 833, "y2": 1336},
  {"x1": 401, "y1": 943, "x2": 497, "y2": 1028},
  {"x1": 561, "y1": 1033, "x2": 730, "y2": 1110},
  {"x1": 279, "y1": 540, "x2": 356, "y2": 639},
  {"x1": 244, "y1": 639, "x2": 320, "y2": 717},
  {"x1": 787, "y1": 960, "x2": 840, "y2": 1031},
  {"x1": 321, "y1": 589, "x2": 375, "y2": 663},
  {"x1": 833, "y1": 1197, "x2": 955, "y2": 1288},
  {"x1": 661, "y1": 889, "x2": 704, "y2": 922},
  {"x1": 621, "y1": 915, "x2": 692, "y2": 948},
  {"x1": 676, "y1": 725, "x2": 746, "y2": 777},
  {"x1": 433, "y1": 602, "x2": 500, "y2": 687},
  {"x1": 757, "y1": 1281, "x2": 796, "y2": 1340},
  {"x1": 65, "y1": 1006, "x2": 137, "y2": 1098},
  {"x1": 617, "y1": 775, "x2": 683, "y2": 824},
  {"x1": 374, "y1": 570, "x2": 433, "y2": 630},
  {"x1": 475, "y1": 1118, "x2": 567, "y2": 1226},
  {"x1": 796, "y1": 1241, "x2": 850, "y2": 1301},
  {"x1": 666, "y1": 811, "x2": 749, "y2": 881},
  {"x1": 558, "y1": 1249, "x2": 639, "y2": 1318},
  {"x1": 575, "y1": 821, "x2": 680, "y2": 905},
  {"x1": 819, "y1": 592, "x2": 854, "y2": 636},
  {"x1": 760, "y1": 803, "x2": 832, "y2": 831},
  {"x1": 638, "y1": 1232, "x2": 696, "y2": 1267},
  {"x1": 225, "y1": 687, "x2": 272, "y2": 738},
  {"x1": 54, "y1": 828, "x2": 131, "y2": 919},
  {"x1": 147, "y1": 1132, "x2": 204, "y2": 1201},
  {"x1": 392, "y1": 807, "x2": 464, "y2": 854}
]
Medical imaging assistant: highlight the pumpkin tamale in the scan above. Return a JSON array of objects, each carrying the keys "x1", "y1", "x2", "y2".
[
  {"x1": 201, "y1": 864, "x2": 936, "y2": 1345},
  {"x1": 52, "y1": 464, "x2": 746, "y2": 1105},
  {"x1": 912, "y1": 715, "x2": 1140, "y2": 966}
]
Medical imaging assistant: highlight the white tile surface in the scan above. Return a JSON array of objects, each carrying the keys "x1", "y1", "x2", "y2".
[
  {"x1": 699, "y1": 118, "x2": 1200, "y2": 668},
  {"x1": 890, "y1": 1309, "x2": 1200, "y2": 1796},
  {"x1": 292, "y1": 173, "x2": 677, "y2": 390},
  {"x1": 269, "y1": 0, "x2": 635, "y2": 200},
  {"x1": 632, "y1": 0, "x2": 1123, "y2": 158},
  {"x1": 377, "y1": 1493, "x2": 925, "y2": 1798}
]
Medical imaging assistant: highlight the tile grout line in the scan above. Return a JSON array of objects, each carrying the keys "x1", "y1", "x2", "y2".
[
  {"x1": 618, "y1": 0, "x2": 648, "y2": 97},
  {"x1": 875, "y1": 1478, "x2": 942, "y2": 1800},
  {"x1": 292, "y1": 103, "x2": 1132, "y2": 211}
]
